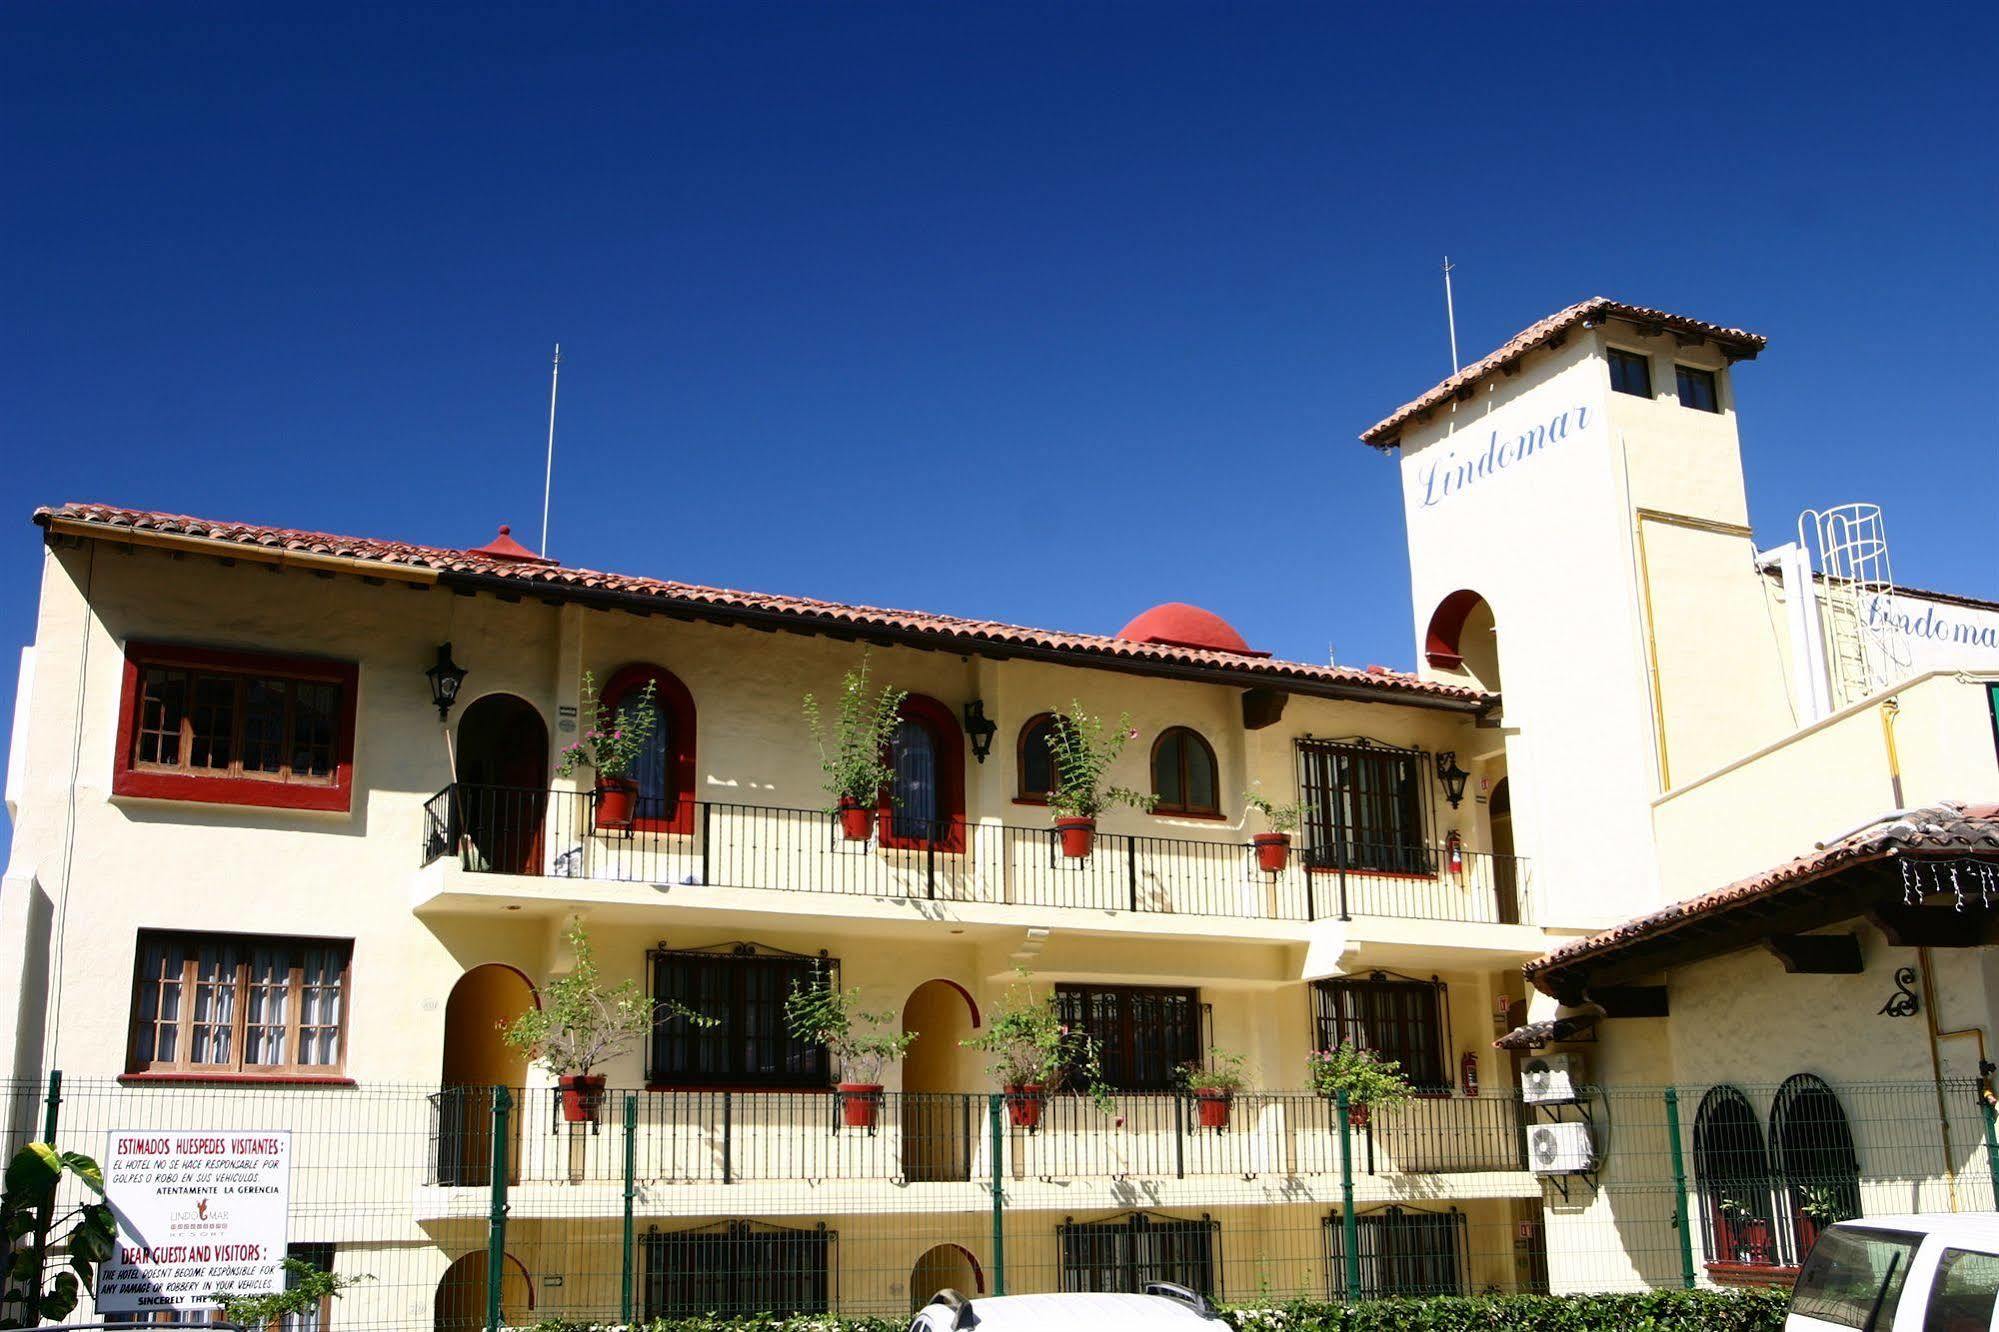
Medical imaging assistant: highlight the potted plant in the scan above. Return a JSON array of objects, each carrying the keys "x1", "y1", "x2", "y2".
[
  {"x1": 961, "y1": 973, "x2": 1113, "y2": 1128},
  {"x1": 803, "y1": 650, "x2": 908, "y2": 842},
  {"x1": 1243, "y1": 786, "x2": 1313, "y2": 873},
  {"x1": 1043, "y1": 702, "x2": 1157, "y2": 858},
  {"x1": 784, "y1": 973, "x2": 918, "y2": 1129},
  {"x1": 1306, "y1": 1044, "x2": 1412, "y2": 1131},
  {"x1": 1716, "y1": 1194, "x2": 1775, "y2": 1264},
  {"x1": 503, "y1": 920, "x2": 710, "y2": 1123},
  {"x1": 558, "y1": 671, "x2": 660, "y2": 830},
  {"x1": 1794, "y1": 1183, "x2": 1845, "y2": 1254},
  {"x1": 1177, "y1": 1048, "x2": 1251, "y2": 1130}
]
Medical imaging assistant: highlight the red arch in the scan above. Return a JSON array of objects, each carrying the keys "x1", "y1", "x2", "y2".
[
  {"x1": 1424, "y1": 589, "x2": 1488, "y2": 670},
  {"x1": 879, "y1": 693, "x2": 966, "y2": 853},
  {"x1": 600, "y1": 662, "x2": 698, "y2": 834}
]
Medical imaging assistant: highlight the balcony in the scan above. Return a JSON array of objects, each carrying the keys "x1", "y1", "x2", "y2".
[
  {"x1": 420, "y1": 784, "x2": 1532, "y2": 927},
  {"x1": 425, "y1": 1087, "x2": 1529, "y2": 1192}
]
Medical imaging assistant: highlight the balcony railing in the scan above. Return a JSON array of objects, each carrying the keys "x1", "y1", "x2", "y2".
[
  {"x1": 425, "y1": 1087, "x2": 1528, "y2": 1188},
  {"x1": 421, "y1": 784, "x2": 1532, "y2": 926}
]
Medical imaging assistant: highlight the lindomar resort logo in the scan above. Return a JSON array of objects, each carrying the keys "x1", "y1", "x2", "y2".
[{"x1": 1414, "y1": 402, "x2": 1594, "y2": 508}]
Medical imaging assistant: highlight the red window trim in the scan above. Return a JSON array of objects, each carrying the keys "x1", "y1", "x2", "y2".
[
  {"x1": 117, "y1": 1072, "x2": 357, "y2": 1087},
  {"x1": 1150, "y1": 726, "x2": 1221, "y2": 818},
  {"x1": 113, "y1": 642, "x2": 359, "y2": 812},
  {"x1": 597, "y1": 662, "x2": 698, "y2": 835},
  {"x1": 879, "y1": 693, "x2": 966, "y2": 853}
]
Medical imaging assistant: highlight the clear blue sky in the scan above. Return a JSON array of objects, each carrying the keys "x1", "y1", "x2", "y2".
[{"x1": 4, "y1": 3, "x2": 1995, "y2": 791}]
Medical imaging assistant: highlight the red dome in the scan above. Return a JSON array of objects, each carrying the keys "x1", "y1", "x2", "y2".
[{"x1": 1115, "y1": 602, "x2": 1267, "y2": 657}]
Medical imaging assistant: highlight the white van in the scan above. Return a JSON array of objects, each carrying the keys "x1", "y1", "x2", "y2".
[
  {"x1": 1788, "y1": 1214, "x2": 1999, "y2": 1331},
  {"x1": 908, "y1": 1283, "x2": 1219, "y2": 1330}
]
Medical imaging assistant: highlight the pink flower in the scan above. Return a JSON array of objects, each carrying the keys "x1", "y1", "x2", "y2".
[
  {"x1": 1114, "y1": 1116, "x2": 1126, "y2": 1128},
  {"x1": 1126, "y1": 727, "x2": 1139, "y2": 739}
]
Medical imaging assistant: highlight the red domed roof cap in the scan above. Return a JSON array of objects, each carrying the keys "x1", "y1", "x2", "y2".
[
  {"x1": 1116, "y1": 602, "x2": 1268, "y2": 657},
  {"x1": 467, "y1": 523, "x2": 558, "y2": 565}
]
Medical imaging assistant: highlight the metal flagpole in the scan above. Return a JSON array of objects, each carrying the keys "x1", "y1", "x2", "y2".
[
  {"x1": 540, "y1": 343, "x2": 561, "y2": 558},
  {"x1": 1442, "y1": 257, "x2": 1460, "y2": 374}
]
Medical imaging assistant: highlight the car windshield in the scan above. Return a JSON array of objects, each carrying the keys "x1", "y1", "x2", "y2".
[{"x1": 1789, "y1": 1226, "x2": 1922, "y2": 1329}]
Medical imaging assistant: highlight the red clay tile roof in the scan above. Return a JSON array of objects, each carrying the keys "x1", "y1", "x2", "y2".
[
  {"x1": 1523, "y1": 802, "x2": 1999, "y2": 993},
  {"x1": 33, "y1": 502, "x2": 1491, "y2": 709},
  {"x1": 1359, "y1": 298, "x2": 1768, "y2": 449}
]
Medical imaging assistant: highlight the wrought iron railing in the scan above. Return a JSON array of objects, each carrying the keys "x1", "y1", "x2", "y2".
[
  {"x1": 419, "y1": 784, "x2": 1533, "y2": 926},
  {"x1": 423, "y1": 1087, "x2": 1527, "y2": 1187}
]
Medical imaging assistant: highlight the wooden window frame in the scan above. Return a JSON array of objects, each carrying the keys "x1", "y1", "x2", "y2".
[
  {"x1": 1676, "y1": 363, "x2": 1721, "y2": 413},
  {"x1": 877, "y1": 693, "x2": 966, "y2": 853},
  {"x1": 1055, "y1": 983, "x2": 1202, "y2": 1092},
  {"x1": 1149, "y1": 726, "x2": 1221, "y2": 818},
  {"x1": 126, "y1": 930, "x2": 353, "y2": 1080},
  {"x1": 596, "y1": 662, "x2": 698, "y2": 835},
  {"x1": 1607, "y1": 347, "x2": 1654, "y2": 398},
  {"x1": 1311, "y1": 975, "x2": 1449, "y2": 1091},
  {"x1": 1296, "y1": 739, "x2": 1436, "y2": 877},
  {"x1": 647, "y1": 946, "x2": 835, "y2": 1089},
  {"x1": 114, "y1": 642, "x2": 358, "y2": 812},
  {"x1": 1014, "y1": 711, "x2": 1058, "y2": 805}
]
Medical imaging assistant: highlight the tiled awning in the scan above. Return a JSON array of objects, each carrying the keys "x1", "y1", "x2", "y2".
[{"x1": 1493, "y1": 1014, "x2": 1598, "y2": 1051}]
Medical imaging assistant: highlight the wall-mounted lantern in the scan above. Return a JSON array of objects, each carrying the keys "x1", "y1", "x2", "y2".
[
  {"x1": 427, "y1": 643, "x2": 468, "y2": 722},
  {"x1": 963, "y1": 700, "x2": 999, "y2": 764},
  {"x1": 1434, "y1": 750, "x2": 1469, "y2": 809}
]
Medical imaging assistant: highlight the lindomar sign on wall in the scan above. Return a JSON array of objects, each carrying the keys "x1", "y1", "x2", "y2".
[
  {"x1": 1407, "y1": 398, "x2": 1598, "y2": 510},
  {"x1": 97, "y1": 1130, "x2": 291, "y2": 1313}
]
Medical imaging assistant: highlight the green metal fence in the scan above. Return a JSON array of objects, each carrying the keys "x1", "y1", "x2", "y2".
[{"x1": 3, "y1": 1073, "x2": 1992, "y2": 1328}]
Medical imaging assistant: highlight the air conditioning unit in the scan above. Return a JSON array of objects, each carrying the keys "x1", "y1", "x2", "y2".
[
  {"x1": 1521, "y1": 1053, "x2": 1585, "y2": 1104},
  {"x1": 1525, "y1": 1121, "x2": 1595, "y2": 1175}
]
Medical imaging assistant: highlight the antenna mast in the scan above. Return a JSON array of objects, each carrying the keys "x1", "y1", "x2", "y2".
[
  {"x1": 540, "y1": 343, "x2": 561, "y2": 558},
  {"x1": 1441, "y1": 257, "x2": 1460, "y2": 374}
]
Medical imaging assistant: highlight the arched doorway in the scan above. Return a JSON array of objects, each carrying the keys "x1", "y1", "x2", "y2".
[
  {"x1": 909, "y1": 1243, "x2": 983, "y2": 1310},
  {"x1": 438, "y1": 964, "x2": 537, "y2": 1186},
  {"x1": 435, "y1": 1249, "x2": 532, "y2": 1331},
  {"x1": 1770, "y1": 1074, "x2": 1861, "y2": 1262},
  {"x1": 456, "y1": 694, "x2": 548, "y2": 875},
  {"x1": 901, "y1": 980, "x2": 979, "y2": 1183},
  {"x1": 1489, "y1": 778, "x2": 1519, "y2": 925}
]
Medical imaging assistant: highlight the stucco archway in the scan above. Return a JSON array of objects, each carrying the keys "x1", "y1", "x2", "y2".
[
  {"x1": 438, "y1": 964, "x2": 537, "y2": 1186},
  {"x1": 901, "y1": 980, "x2": 979, "y2": 1183},
  {"x1": 455, "y1": 694, "x2": 549, "y2": 874},
  {"x1": 435, "y1": 1249, "x2": 533, "y2": 1331},
  {"x1": 1424, "y1": 590, "x2": 1501, "y2": 693},
  {"x1": 909, "y1": 1243, "x2": 983, "y2": 1309}
]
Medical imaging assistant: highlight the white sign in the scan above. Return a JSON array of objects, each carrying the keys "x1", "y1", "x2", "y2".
[{"x1": 97, "y1": 1130, "x2": 291, "y2": 1314}]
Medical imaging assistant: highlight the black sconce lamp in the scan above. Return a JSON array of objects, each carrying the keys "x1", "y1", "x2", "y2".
[
  {"x1": 1433, "y1": 750, "x2": 1470, "y2": 809},
  {"x1": 963, "y1": 699, "x2": 999, "y2": 764},
  {"x1": 427, "y1": 643, "x2": 468, "y2": 722}
]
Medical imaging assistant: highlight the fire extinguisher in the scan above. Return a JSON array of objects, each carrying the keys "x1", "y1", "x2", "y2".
[
  {"x1": 1461, "y1": 1050, "x2": 1479, "y2": 1098},
  {"x1": 1446, "y1": 829, "x2": 1464, "y2": 878}
]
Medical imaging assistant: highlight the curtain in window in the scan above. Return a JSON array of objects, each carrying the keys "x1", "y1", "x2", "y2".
[
  {"x1": 190, "y1": 943, "x2": 237, "y2": 1065},
  {"x1": 892, "y1": 719, "x2": 939, "y2": 840},
  {"x1": 299, "y1": 948, "x2": 344, "y2": 1067},
  {"x1": 244, "y1": 948, "x2": 290, "y2": 1067},
  {"x1": 629, "y1": 694, "x2": 673, "y2": 819}
]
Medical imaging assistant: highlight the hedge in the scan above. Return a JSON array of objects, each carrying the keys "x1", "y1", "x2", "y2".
[{"x1": 523, "y1": 1287, "x2": 1790, "y2": 1332}]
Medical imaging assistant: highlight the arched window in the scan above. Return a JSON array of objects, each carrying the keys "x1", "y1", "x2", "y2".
[
  {"x1": 880, "y1": 694, "x2": 965, "y2": 852},
  {"x1": 1017, "y1": 712, "x2": 1057, "y2": 803},
  {"x1": 599, "y1": 664, "x2": 697, "y2": 834},
  {"x1": 1693, "y1": 1085, "x2": 1778, "y2": 1267},
  {"x1": 1770, "y1": 1074, "x2": 1862, "y2": 1262},
  {"x1": 1150, "y1": 727, "x2": 1219, "y2": 817}
]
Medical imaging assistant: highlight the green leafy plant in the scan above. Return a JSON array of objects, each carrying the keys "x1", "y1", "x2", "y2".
[
  {"x1": 1244, "y1": 786, "x2": 1314, "y2": 833},
  {"x1": 803, "y1": 651, "x2": 908, "y2": 808},
  {"x1": 1179, "y1": 1047, "x2": 1252, "y2": 1096},
  {"x1": 0, "y1": 1142, "x2": 115, "y2": 1329},
  {"x1": 960, "y1": 971, "x2": 1115, "y2": 1115},
  {"x1": 783, "y1": 973, "x2": 919, "y2": 1085},
  {"x1": 504, "y1": 920, "x2": 712, "y2": 1077},
  {"x1": 213, "y1": 1258, "x2": 369, "y2": 1326},
  {"x1": 1796, "y1": 1183, "x2": 1846, "y2": 1226},
  {"x1": 1306, "y1": 1045, "x2": 1413, "y2": 1108},
  {"x1": 1044, "y1": 702, "x2": 1157, "y2": 819},
  {"x1": 558, "y1": 671, "x2": 660, "y2": 781}
]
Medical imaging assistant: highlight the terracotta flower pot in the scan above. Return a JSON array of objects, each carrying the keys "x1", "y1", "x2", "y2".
[
  {"x1": 595, "y1": 777, "x2": 639, "y2": 829},
  {"x1": 1004, "y1": 1083, "x2": 1047, "y2": 1128},
  {"x1": 1195, "y1": 1090, "x2": 1233, "y2": 1129},
  {"x1": 837, "y1": 1083, "x2": 884, "y2": 1129},
  {"x1": 1253, "y1": 832, "x2": 1292, "y2": 873},
  {"x1": 559, "y1": 1073, "x2": 606, "y2": 1124},
  {"x1": 1345, "y1": 1102, "x2": 1370, "y2": 1131},
  {"x1": 838, "y1": 798, "x2": 875, "y2": 842},
  {"x1": 1056, "y1": 816, "x2": 1096, "y2": 859}
]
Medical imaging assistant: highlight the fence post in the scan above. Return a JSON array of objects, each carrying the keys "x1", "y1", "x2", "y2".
[
  {"x1": 485, "y1": 1086, "x2": 512, "y2": 1332},
  {"x1": 1982, "y1": 1096, "x2": 1999, "y2": 1210},
  {"x1": 1126, "y1": 838, "x2": 1139, "y2": 913},
  {"x1": 1665, "y1": 1087, "x2": 1696, "y2": 1290},
  {"x1": 621, "y1": 1091, "x2": 637, "y2": 1324},
  {"x1": 989, "y1": 1093, "x2": 1006, "y2": 1295},
  {"x1": 1173, "y1": 1093, "x2": 1186, "y2": 1180},
  {"x1": 41, "y1": 1069, "x2": 62, "y2": 1143},
  {"x1": 1336, "y1": 1090, "x2": 1361, "y2": 1298}
]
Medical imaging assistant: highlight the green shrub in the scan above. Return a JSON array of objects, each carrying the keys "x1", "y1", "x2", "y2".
[{"x1": 517, "y1": 1288, "x2": 1789, "y2": 1332}]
